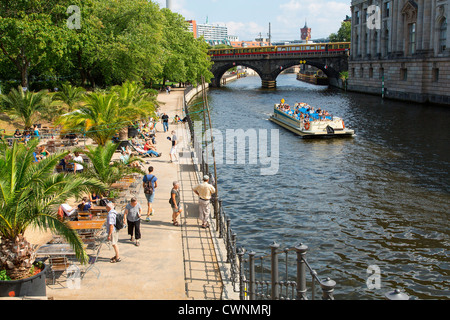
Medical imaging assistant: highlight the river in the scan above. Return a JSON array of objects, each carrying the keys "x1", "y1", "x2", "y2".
[{"x1": 188, "y1": 74, "x2": 449, "y2": 300}]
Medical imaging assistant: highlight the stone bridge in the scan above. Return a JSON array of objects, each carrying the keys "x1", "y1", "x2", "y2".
[{"x1": 210, "y1": 51, "x2": 349, "y2": 89}]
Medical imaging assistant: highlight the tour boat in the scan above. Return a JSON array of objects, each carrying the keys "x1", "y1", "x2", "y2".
[{"x1": 269, "y1": 101, "x2": 355, "y2": 137}]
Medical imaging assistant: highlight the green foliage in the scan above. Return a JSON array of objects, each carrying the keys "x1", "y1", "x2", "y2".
[
  {"x1": 80, "y1": 141, "x2": 144, "y2": 188},
  {"x1": 329, "y1": 21, "x2": 351, "y2": 42},
  {"x1": 0, "y1": 269, "x2": 11, "y2": 281},
  {"x1": 0, "y1": 0, "x2": 212, "y2": 88},
  {"x1": 0, "y1": 86, "x2": 50, "y2": 129},
  {"x1": 57, "y1": 81, "x2": 157, "y2": 145},
  {"x1": 0, "y1": 139, "x2": 106, "y2": 270}
]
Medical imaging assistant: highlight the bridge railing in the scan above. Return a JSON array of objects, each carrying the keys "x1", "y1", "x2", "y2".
[{"x1": 210, "y1": 50, "x2": 349, "y2": 61}]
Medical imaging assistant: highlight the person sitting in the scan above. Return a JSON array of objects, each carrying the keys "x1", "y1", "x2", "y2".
[
  {"x1": 90, "y1": 192, "x2": 100, "y2": 204},
  {"x1": 77, "y1": 196, "x2": 92, "y2": 212},
  {"x1": 39, "y1": 145, "x2": 50, "y2": 159},
  {"x1": 14, "y1": 129, "x2": 22, "y2": 139},
  {"x1": 60, "y1": 203, "x2": 78, "y2": 221},
  {"x1": 72, "y1": 152, "x2": 84, "y2": 173}
]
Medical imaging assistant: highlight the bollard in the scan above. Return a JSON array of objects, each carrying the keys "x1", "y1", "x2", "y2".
[
  {"x1": 248, "y1": 251, "x2": 256, "y2": 300},
  {"x1": 320, "y1": 277, "x2": 336, "y2": 300},
  {"x1": 385, "y1": 289, "x2": 410, "y2": 300},
  {"x1": 295, "y1": 243, "x2": 309, "y2": 300},
  {"x1": 270, "y1": 242, "x2": 280, "y2": 300}
]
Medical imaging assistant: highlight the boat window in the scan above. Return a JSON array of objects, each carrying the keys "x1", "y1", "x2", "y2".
[
  {"x1": 339, "y1": 44, "x2": 344, "y2": 49},
  {"x1": 321, "y1": 46, "x2": 325, "y2": 50},
  {"x1": 305, "y1": 46, "x2": 310, "y2": 50}
]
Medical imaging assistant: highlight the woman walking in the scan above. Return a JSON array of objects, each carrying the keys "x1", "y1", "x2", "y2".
[{"x1": 124, "y1": 197, "x2": 142, "y2": 246}]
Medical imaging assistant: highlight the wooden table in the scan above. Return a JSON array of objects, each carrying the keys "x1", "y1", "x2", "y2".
[{"x1": 66, "y1": 220, "x2": 106, "y2": 230}]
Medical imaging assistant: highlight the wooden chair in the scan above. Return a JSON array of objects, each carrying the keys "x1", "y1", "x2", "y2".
[
  {"x1": 48, "y1": 257, "x2": 70, "y2": 285},
  {"x1": 78, "y1": 211, "x2": 92, "y2": 221}
]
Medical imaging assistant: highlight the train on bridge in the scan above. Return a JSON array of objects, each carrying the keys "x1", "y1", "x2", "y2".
[{"x1": 209, "y1": 42, "x2": 350, "y2": 58}]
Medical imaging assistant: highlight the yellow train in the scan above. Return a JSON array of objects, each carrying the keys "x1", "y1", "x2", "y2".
[{"x1": 209, "y1": 42, "x2": 350, "y2": 57}]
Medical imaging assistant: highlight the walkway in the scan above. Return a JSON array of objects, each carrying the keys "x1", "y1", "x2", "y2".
[{"x1": 45, "y1": 88, "x2": 223, "y2": 300}]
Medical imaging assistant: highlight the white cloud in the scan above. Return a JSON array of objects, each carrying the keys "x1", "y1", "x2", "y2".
[
  {"x1": 216, "y1": 21, "x2": 266, "y2": 41},
  {"x1": 275, "y1": 0, "x2": 350, "y2": 40}
]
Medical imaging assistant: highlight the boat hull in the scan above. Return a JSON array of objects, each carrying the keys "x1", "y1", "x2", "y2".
[{"x1": 270, "y1": 108, "x2": 355, "y2": 137}]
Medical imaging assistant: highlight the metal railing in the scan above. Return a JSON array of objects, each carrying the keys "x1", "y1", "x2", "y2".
[{"x1": 237, "y1": 243, "x2": 336, "y2": 300}]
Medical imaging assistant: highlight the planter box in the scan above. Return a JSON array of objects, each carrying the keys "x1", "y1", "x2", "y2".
[{"x1": 0, "y1": 263, "x2": 47, "y2": 298}]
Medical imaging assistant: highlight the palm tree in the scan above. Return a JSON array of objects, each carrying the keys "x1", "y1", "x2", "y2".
[
  {"x1": 0, "y1": 140, "x2": 105, "y2": 280},
  {"x1": 81, "y1": 141, "x2": 144, "y2": 188},
  {"x1": 111, "y1": 80, "x2": 159, "y2": 140},
  {"x1": 52, "y1": 83, "x2": 86, "y2": 112},
  {"x1": 58, "y1": 83, "x2": 157, "y2": 146},
  {"x1": 0, "y1": 86, "x2": 50, "y2": 129}
]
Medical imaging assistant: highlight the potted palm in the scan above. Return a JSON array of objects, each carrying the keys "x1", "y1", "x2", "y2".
[{"x1": 0, "y1": 139, "x2": 105, "y2": 297}]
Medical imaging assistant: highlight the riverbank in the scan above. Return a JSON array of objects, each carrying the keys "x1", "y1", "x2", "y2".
[{"x1": 16, "y1": 88, "x2": 224, "y2": 300}]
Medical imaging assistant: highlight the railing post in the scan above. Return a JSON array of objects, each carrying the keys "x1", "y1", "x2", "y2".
[
  {"x1": 295, "y1": 243, "x2": 308, "y2": 300},
  {"x1": 270, "y1": 242, "x2": 280, "y2": 300},
  {"x1": 320, "y1": 277, "x2": 336, "y2": 300},
  {"x1": 237, "y1": 248, "x2": 245, "y2": 300},
  {"x1": 248, "y1": 251, "x2": 256, "y2": 300},
  {"x1": 218, "y1": 199, "x2": 223, "y2": 238}
]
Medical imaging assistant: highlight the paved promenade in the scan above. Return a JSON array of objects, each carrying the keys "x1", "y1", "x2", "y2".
[{"x1": 46, "y1": 88, "x2": 223, "y2": 300}]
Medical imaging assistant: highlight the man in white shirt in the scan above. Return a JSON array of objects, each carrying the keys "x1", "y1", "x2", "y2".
[
  {"x1": 73, "y1": 152, "x2": 84, "y2": 173},
  {"x1": 192, "y1": 175, "x2": 216, "y2": 229}
]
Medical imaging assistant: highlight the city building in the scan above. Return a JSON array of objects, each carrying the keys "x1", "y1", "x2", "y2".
[
  {"x1": 187, "y1": 20, "x2": 228, "y2": 41},
  {"x1": 301, "y1": 21, "x2": 312, "y2": 42},
  {"x1": 348, "y1": 0, "x2": 450, "y2": 105}
]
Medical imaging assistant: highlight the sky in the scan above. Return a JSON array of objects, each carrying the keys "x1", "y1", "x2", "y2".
[{"x1": 155, "y1": 0, "x2": 352, "y2": 41}]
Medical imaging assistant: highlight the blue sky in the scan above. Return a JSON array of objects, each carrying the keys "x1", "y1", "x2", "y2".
[{"x1": 155, "y1": 0, "x2": 351, "y2": 41}]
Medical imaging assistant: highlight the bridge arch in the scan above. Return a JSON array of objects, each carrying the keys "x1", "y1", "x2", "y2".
[
  {"x1": 210, "y1": 62, "x2": 264, "y2": 88},
  {"x1": 210, "y1": 53, "x2": 348, "y2": 89}
]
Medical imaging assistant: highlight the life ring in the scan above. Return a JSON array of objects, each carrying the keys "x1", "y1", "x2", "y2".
[
  {"x1": 304, "y1": 122, "x2": 310, "y2": 130},
  {"x1": 342, "y1": 121, "x2": 345, "y2": 129}
]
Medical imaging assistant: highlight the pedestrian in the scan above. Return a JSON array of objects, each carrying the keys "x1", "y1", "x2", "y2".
[
  {"x1": 169, "y1": 130, "x2": 178, "y2": 163},
  {"x1": 124, "y1": 196, "x2": 142, "y2": 246},
  {"x1": 170, "y1": 181, "x2": 182, "y2": 226},
  {"x1": 143, "y1": 166, "x2": 158, "y2": 221},
  {"x1": 73, "y1": 152, "x2": 84, "y2": 173},
  {"x1": 106, "y1": 202, "x2": 121, "y2": 263},
  {"x1": 192, "y1": 175, "x2": 216, "y2": 229},
  {"x1": 162, "y1": 113, "x2": 169, "y2": 132}
]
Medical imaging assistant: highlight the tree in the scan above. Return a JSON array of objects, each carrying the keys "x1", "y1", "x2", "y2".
[
  {"x1": 58, "y1": 82, "x2": 157, "y2": 145},
  {"x1": 329, "y1": 21, "x2": 351, "y2": 42},
  {"x1": 0, "y1": 1, "x2": 72, "y2": 88},
  {"x1": 80, "y1": 141, "x2": 144, "y2": 190},
  {"x1": 52, "y1": 82, "x2": 86, "y2": 112},
  {"x1": 0, "y1": 139, "x2": 105, "y2": 280},
  {"x1": 0, "y1": 86, "x2": 50, "y2": 129}
]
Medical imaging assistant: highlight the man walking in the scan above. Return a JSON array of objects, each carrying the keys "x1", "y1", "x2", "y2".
[
  {"x1": 161, "y1": 113, "x2": 169, "y2": 132},
  {"x1": 170, "y1": 181, "x2": 182, "y2": 226},
  {"x1": 143, "y1": 166, "x2": 158, "y2": 221},
  {"x1": 106, "y1": 202, "x2": 121, "y2": 263},
  {"x1": 193, "y1": 175, "x2": 216, "y2": 229}
]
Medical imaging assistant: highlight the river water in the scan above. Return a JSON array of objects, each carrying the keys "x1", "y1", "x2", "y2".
[{"x1": 188, "y1": 74, "x2": 449, "y2": 300}]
